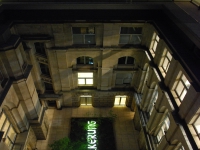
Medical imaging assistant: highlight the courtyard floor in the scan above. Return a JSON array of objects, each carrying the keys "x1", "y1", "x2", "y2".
[{"x1": 36, "y1": 106, "x2": 140, "y2": 150}]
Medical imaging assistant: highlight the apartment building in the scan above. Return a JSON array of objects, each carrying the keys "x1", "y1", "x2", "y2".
[{"x1": 0, "y1": 1, "x2": 200, "y2": 150}]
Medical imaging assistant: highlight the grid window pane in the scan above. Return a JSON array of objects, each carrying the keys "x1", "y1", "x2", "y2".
[
  {"x1": 176, "y1": 81, "x2": 184, "y2": 96},
  {"x1": 78, "y1": 79, "x2": 85, "y2": 84},
  {"x1": 86, "y1": 79, "x2": 93, "y2": 84},
  {"x1": 114, "y1": 97, "x2": 120, "y2": 105},
  {"x1": 73, "y1": 35, "x2": 84, "y2": 44},
  {"x1": 153, "y1": 41, "x2": 158, "y2": 51},
  {"x1": 78, "y1": 73, "x2": 93, "y2": 78},
  {"x1": 85, "y1": 35, "x2": 95, "y2": 44}
]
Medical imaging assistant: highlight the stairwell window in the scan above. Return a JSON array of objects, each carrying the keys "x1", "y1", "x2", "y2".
[
  {"x1": 119, "y1": 27, "x2": 142, "y2": 45},
  {"x1": 159, "y1": 48, "x2": 172, "y2": 77},
  {"x1": 72, "y1": 27, "x2": 95, "y2": 44},
  {"x1": 78, "y1": 72, "x2": 93, "y2": 85},
  {"x1": 150, "y1": 33, "x2": 159, "y2": 57},
  {"x1": 34, "y1": 42, "x2": 46, "y2": 56},
  {"x1": 172, "y1": 71, "x2": 190, "y2": 106}
]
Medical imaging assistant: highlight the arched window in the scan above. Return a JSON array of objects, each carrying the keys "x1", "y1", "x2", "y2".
[
  {"x1": 118, "y1": 56, "x2": 134, "y2": 65},
  {"x1": 77, "y1": 56, "x2": 93, "y2": 65}
]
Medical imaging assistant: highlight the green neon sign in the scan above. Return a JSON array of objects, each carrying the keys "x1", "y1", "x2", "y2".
[{"x1": 87, "y1": 121, "x2": 97, "y2": 150}]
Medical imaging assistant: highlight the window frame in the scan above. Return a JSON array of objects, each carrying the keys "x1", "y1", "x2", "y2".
[
  {"x1": 0, "y1": 111, "x2": 17, "y2": 149},
  {"x1": 118, "y1": 56, "x2": 134, "y2": 65},
  {"x1": 156, "y1": 116, "x2": 170, "y2": 143},
  {"x1": 150, "y1": 33, "x2": 159, "y2": 57},
  {"x1": 34, "y1": 42, "x2": 46, "y2": 56},
  {"x1": 80, "y1": 95, "x2": 92, "y2": 106},
  {"x1": 114, "y1": 95, "x2": 126, "y2": 106},
  {"x1": 173, "y1": 71, "x2": 190, "y2": 105},
  {"x1": 72, "y1": 27, "x2": 95, "y2": 45},
  {"x1": 78, "y1": 72, "x2": 93, "y2": 86},
  {"x1": 77, "y1": 56, "x2": 94, "y2": 65},
  {"x1": 159, "y1": 48, "x2": 172, "y2": 77},
  {"x1": 119, "y1": 27, "x2": 142, "y2": 45}
]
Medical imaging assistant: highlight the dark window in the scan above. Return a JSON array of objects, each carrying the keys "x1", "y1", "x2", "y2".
[
  {"x1": 120, "y1": 27, "x2": 142, "y2": 34},
  {"x1": 72, "y1": 27, "x2": 95, "y2": 44},
  {"x1": 39, "y1": 63, "x2": 50, "y2": 76},
  {"x1": 44, "y1": 82, "x2": 53, "y2": 91},
  {"x1": 22, "y1": 42, "x2": 29, "y2": 50},
  {"x1": 34, "y1": 42, "x2": 46, "y2": 56},
  {"x1": 119, "y1": 27, "x2": 142, "y2": 45},
  {"x1": 0, "y1": 71, "x2": 4, "y2": 83},
  {"x1": 77, "y1": 56, "x2": 93, "y2": 65},
  {"x1": 118, "y1": 56, "x2": 134, "y2": 64}
]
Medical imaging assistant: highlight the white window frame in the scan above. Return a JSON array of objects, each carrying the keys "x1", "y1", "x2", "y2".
[
  {"x1": 150, "y1": 33, "x2": 159, "y2": 57},
  {"x1": 159, "y1": 48, "x2": 172, "y2": 77},
  {"x1": 172, "y1": 71, "x2": 190, "y2": 105},
  {"x1": 78, "y1": 72, "x2": 93, "y2": 86},
  {"x1": 156, "y1": 116, "x2": 170, "y2": 143}
]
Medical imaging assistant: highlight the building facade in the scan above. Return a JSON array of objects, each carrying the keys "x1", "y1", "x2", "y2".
[{"x1": 0, "y1": 1, "x2": 200, "y2": 150}]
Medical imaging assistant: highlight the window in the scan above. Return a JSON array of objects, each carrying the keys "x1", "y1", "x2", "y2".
[
  {"x1": 34, "y1": 42, "x2": 46, "y2": 56},
  {"x1": 156, "y1": 116, "x2": 170, "y2": 143},
  {"x1": 77, "y1": 56, "x2": 93, "y2": 65},
  {"x1": 0, "y1": 111, "x2": 17, "y2": 150},
  {"x1": 150, "y1": 33, "x2": 159, "y2": 57},
  {"x1": 78, "y1": 72, "x2": 93, "y2": 85},
  {"x1": 44, "y1": 82, "x2": 53, "y2": 91},
  {"x1": 159, "y1": 48, "x2": 172, "y2": 77},
  {"x1": 118, "y1": 56, "x2": 134, "y2": 65},
  {"x1": 115, "y1": 73, "x2": 132, "y2": 85},
  {"x1": 80, "y1": 95, "x2": 92, "y2": 105},
  {"x1": 119, "y1": 27, "x2": 142, "y2": 45},
  {"x1": 193, "y1": 115, "x2": 200, "y2": 138},
  {"x1": 172, "y1": 71, "x2": 190, "y2": 105},
  {"x1": 147, "y1": 87, "x2": 158, "y2": 116},
  {"x1": 72, "y1": 27, "x2": 95, "y2": 44},
  {"x1": 115, "y1": 95, "x2": 126, "y2": 106},
  {"x1": 39, "y1": 63, "x2": 50, "y2": 76},
  {"x1": 0, "y1": 71, "x2": 4, "y2": 83}
]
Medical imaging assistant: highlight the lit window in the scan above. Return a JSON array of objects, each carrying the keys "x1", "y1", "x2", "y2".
[
  {"x1": 118, "y1": 56, "x2": 134, "y2": 65},
  {"x1": 72, "y1": 27, "x2": 95, "y2": 44},
  {"x1": 119, "y1": 27, "x2": 142, "y2": 45},
  {"x1": 156, "y1": 116, "x2": 170, "y2": 143},
  {"x1": 193, "y1": 115, "x2": 200, "y2": 138},
  {"x1": 0, "y1": 111, "x2": 17, "y2": 149},
  {"x1": 115, "y1": 95, "x2": 126, "y2": 106},
  {"x1": 159, "y1": 48, "x2": 172, "y2": 77},
  {"x1": 147, "y1": 89, "x2": 158, "y2": 116},
  {"x1": 78, "y1": 73, "x2": 93, "y2": 85},
  {"x1": 172, "y1": 71, "x2": 190, "y2": 105},
  {"x1": 80, "y1": 95, "x2": 92, "y2": 105},
  {"x1": 77, "y1": 56, "x2": 93, "y2": 65},
  {"x1": 150, "y1": 33, "x2": 159, "y2": 57}
]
